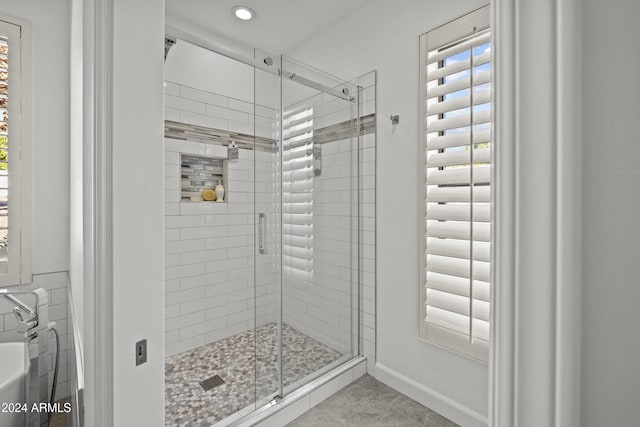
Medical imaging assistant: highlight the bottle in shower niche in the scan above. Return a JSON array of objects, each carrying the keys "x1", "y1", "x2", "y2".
[{"x1": 215, "y1": 180, "x2": 225, "y2": 202}]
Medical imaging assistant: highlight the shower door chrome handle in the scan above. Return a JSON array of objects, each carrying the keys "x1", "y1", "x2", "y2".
[{"x1": 258, "y1": 213, "x2": 267, "y2": 254}]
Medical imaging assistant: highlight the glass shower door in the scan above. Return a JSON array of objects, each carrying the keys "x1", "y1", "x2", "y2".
[
  {"x1": 162, "y1": 50, "x2": 265, "y2": 424},
  {"x1": 163, "y1": 37, "x2": 363, "y2": 425},
  {"x1": 214, "y1": 50, "x2": 362, "y2": 411},
  {"x1": 252, "y1": 52, "x2": 282, "y2": 405},
  {"x1": 279, "y1": 56, "x2": 360, "y2": 395}
]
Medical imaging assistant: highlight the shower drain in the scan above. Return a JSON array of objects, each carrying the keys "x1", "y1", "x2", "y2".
[{"x1": 200, "y1": 374, "x2": 225, "y2": 391}]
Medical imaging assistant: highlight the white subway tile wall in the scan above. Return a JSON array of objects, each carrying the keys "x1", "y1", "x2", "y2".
[
  {"x1": 163, "y1": 79, "x2": 376, "y2": 375},
  {"x1": 283, "y1": 135, "x2": 355, "y2": 355},
  {"x1": 164, "y1": 146, "x2": 281, "y2": 356},
  {"x1": 164, "y1": 82, "x2": 280, "y2": 356},
  {"x1": 0, "y1": 272, "x2": 74, "y2": 399},
  {"x1": 281, "y1": 74, "x2": 377, "y2": 374},
  {"x1": 165, "y1": 81, "x2": 275, "y2": 140}
]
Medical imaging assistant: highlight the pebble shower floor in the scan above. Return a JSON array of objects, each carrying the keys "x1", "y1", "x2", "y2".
[{"x1": 165, "y1": 323, "x2": 342, "y2": 426}]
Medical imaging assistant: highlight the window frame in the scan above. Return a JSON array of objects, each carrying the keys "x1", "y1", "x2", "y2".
[
  {"x1": 0, "y1": 15, "x2": 32, "y2": 287},
  {"x1": 417, "y1": 5, "x2": 491, "y2": 362}
]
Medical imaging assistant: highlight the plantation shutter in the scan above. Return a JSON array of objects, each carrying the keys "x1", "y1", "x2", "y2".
[
  {"x1": 418, "y1": 6, "x2": 491, "y2": 362},
  {"x1": 282, "y1": 106, "x2": 314, "y2": 281}
]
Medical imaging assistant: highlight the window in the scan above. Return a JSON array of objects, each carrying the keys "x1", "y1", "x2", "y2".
[
  {"x1": 282, "y1": 105, "x2": 314, "y2": 281},
  {"x1": 418, "y1": 6, "x2": 491, "y2": 362},
  {"x1": 0, "y1": 16, "x2": 31, "y2": 286}
]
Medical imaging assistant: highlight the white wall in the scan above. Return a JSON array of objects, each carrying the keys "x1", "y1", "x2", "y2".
[
  {"x1": 581, "y1": 0, "x2": 640, "y2": 425},
  {"x1": 69, "y1": 0, "x2": 84, "y2": 350},
  {"x1": 0, "y1": 0, "x2": 70, "y2": 275},
  {"x1": 288, "y1": 0, "x2": 489, "y2": 425},
  {"x1": 111, "y1": 0, "x2": 164, "y2": 425}
]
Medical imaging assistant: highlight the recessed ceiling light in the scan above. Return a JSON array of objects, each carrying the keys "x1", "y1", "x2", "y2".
[{"x1": 232, "y1": 6, "x2": 256, "y2": 21}]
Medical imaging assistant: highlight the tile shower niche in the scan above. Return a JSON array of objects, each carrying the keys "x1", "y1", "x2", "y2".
[{"x1": 180, "y1": 154, "x2": 227, "y2": 202}]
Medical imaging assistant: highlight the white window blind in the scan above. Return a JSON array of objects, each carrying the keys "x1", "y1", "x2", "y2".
[
  {"x1": 418, "y1": 6, "x2": 491, "y2": 362},
  {"x1": 282, "y1": 106, "x2": 314, "y2": 281}
]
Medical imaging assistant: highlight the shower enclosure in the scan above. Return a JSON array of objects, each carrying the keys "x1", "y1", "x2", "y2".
[{"x1": 163, "y1": 41, "x2": 364, "y2": 425}]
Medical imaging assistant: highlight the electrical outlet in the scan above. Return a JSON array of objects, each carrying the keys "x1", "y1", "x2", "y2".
[{"x1": 135, "y1": 339, "x2": 147, "y2": 366}]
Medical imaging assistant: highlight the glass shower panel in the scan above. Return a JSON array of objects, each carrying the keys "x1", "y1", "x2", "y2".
[
  {"x1": 163, "y1": 42, "x2": 274, "y2": 425},
  {"x1": 252, "y1": 52, "x2": 282, "y2": 405},
  {"x1": 280, "y1": 56, "x2": 360, "y2": 394}
]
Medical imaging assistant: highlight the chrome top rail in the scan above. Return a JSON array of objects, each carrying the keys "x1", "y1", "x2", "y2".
[
  {"x1": 166, "y1": 19, "x2": 356, "y2": 103},
  {"x1": 285, "y1": 72, "x2": 355, "y2": 102}
]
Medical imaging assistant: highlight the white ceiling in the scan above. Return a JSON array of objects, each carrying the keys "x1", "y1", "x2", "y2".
[{"x1": 165, "y1": 0, "x2": 371, "y2": 53}]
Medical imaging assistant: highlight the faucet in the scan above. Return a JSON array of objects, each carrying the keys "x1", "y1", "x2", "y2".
[{"x1": 0, "y1": 289, "x2": 39, "y2": 335}]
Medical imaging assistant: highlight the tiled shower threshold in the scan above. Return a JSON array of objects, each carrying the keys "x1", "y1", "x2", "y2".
[
  {"x1": 165, "y1": 323, "x2": 347, "y2": 426},
  {"x1": 230, "y1": 356, "x2": 367, "y2": 427}
]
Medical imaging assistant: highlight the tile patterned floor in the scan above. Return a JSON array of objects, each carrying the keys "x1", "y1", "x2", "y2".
[
  {"x1": 49, "y1": 398, "x2": 71, "y2": 427},
  {"x1": 165, "y1": 323, "x2": 342, "y2": 426},
  {"x1": 287, "y1": 375, "x2": 459, "y2": 427}
]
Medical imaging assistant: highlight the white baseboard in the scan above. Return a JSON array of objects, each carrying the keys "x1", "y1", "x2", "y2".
[{"x1": 374, "y1": 363, "x2": 488, "y2": 427}]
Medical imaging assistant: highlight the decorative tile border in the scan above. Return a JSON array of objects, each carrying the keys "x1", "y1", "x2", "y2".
[{"x1": 165, "y1": 120, "x2": 275, "y2": 152}]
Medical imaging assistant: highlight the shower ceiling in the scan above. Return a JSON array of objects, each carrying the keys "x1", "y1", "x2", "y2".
[{"x1": 165, "y1": 0, "x2": 370, "y2": 52}]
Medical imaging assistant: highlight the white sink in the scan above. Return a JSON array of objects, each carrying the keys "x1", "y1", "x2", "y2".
[{"x1": 0, "y1": 342, "x2": 29, "y2": 427}]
